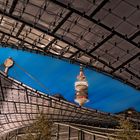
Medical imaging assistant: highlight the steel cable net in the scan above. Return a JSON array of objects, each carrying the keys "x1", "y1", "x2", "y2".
[
  {"x1": 0, "y1": 70, "x2": 123, "y2": 138},
  {"x1": 0, "y1": 70, "x2": 140, "y2": 139}
]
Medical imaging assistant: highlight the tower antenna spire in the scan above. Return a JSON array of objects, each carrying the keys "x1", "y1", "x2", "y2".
[{"x1": 74, "y1": 65, "x2": 89, "y2": 106}]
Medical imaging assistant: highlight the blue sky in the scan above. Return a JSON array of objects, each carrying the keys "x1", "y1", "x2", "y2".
[{"x1": 0, "y1": 47, "x2": 140, "y2": 113}]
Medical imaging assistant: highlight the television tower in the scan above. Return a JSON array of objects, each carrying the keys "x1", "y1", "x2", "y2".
[{"x1": 75, "y1": 66, "x2": 89, "y2": 106}]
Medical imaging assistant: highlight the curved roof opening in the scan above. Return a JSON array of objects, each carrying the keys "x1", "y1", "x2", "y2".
[{"x1": 0, "y1": 47, "x2": 139, "y2": 113}]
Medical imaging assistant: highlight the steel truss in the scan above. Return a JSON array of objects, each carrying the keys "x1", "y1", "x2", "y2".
[{"x1": 0, "y1": 0, "x2": 138, "y2": 89}]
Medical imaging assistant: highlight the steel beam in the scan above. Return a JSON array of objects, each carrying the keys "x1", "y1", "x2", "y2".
[
  {"x1": 44, "y1": 38, "x2": 57, "y2": 51},
  {"x1": 129, "y1": 30, "x2": 140, "y2": 40},
  {"x1": 52, "y1": 11, "x2": 73, "y2": 34},
  {"x1": 16, "y1": 24, "x2": 25, "y2": 37},
  {"x1": 93, "y1": 135, "x2": 96, "y2": 140},
  {"x1": 0, "y1": 34, "x2": 5, "y2": 42},
  {"x1": 9, "y1": 0, "x2": 18, "y2": 14},
  {"x1": 90, "y1": 0, "x2": 109, "y2": 17},
  {"x1": 89, "y1": 33, "x2": 114, "y2": 53},
  {"x1": 68, "y1": 126, "x2": 71, "y2": 140},
  {"x1": 44, "y1": 11, "x2": 72, "y2": 50},
  {"x1": 0, "y1": 78, "x2": 4, "y2": 101},
  {"x1": 69, "y1": 33, "x2": 114, "y2": 59},
  {"x1": 111, "y1": 52, "x2": 140, "y2": 73}
]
